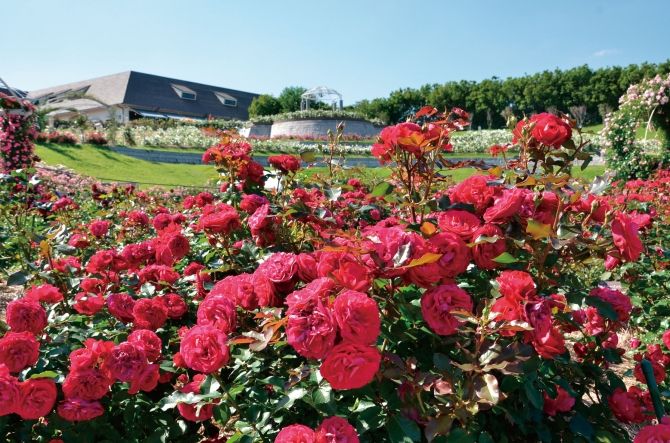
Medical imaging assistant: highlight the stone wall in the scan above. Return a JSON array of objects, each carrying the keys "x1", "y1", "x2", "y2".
[
  {"x1": 240, "y1": 124, "x2": 272, "y2": 138},
  {"x1": 270, "y1": 118, "x2": 381, "y2": 138}
]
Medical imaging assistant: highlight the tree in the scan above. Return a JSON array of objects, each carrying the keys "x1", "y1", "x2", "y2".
[
  {"x1": 278, "y1": 86, "x2": 307, "y2": 113},
  {"x1": 248, "y1": 94, "x2": 281, "y2": 117}
]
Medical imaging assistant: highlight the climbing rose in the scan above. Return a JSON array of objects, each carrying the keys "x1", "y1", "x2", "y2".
[
  {"x1": 275, "y1": 424, "x2": 316, "y2": 443},
  {"x1": 179, "y1": 325, "x2": 230, "y2": 373},
  {"x1": 320, "y1": 343, "x2": 381, "y2": 390}
]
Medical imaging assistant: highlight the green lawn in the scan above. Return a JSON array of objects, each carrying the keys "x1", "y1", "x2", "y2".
[
  {"x1": 36, "y1": 143, "x2": 218, "y2": 188},
  {"x1": 36, "y1": 143, "x2": 608, "y2": 189}
]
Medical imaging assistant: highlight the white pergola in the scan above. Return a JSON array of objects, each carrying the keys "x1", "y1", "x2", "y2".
[{"x1": 300, "y1": 86, "x2": 343, "y2": 111}]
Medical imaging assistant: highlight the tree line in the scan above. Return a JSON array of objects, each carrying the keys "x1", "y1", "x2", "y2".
[{"x1": 350, "y1": 61, "x2": 670, "y2": 128}]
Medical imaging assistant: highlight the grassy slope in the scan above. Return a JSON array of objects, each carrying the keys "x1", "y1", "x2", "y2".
[
  {"x1": 36, "y1": 143, "x2": 217, "y2": 188},
  {"x1": 36, "y1": 143, "x2": 607, "y2": 188}
]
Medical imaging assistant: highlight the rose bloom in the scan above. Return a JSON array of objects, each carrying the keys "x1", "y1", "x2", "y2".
[
  {"x1": 589, "y1": 287, "x2": 633, "y2": 323},
  {"x1": 268, "y1": 154, "x2": 302, "y2": 174},
  {"x1": 421, "y1": 284, "x2": 473, "y2": 336},
  {"x1": 6, "y1": 298, "x2": 47, "y2": 334},
  {"x1": 198, "y1": 209, "x2": 241, "y2": 235},
  {"x1": 154, "y1": 232, "x2": 190, "y2": 266},
  {"x1": 407, "y1": 232, "x2": 470, "y2": 286},
  {"x1": 137, "y1": 264, "x2": 180, "y2": 285},
  {"x1": 105, "y1": 342, "x2": 148, "y2": 382},
  {"x1": 437, "y1": 209, "x2": 482, "y2": 241},
  {"x1": 106, "y1": 293, "x2": 136, "y2": 323},
  {"x1": 471, "y1": 224, "x2": 506, "y2": 270},
  {"x1": 257, "y1": 252, "x2": 298, "y2": 284},
  {"x1": 128, "y1": 363, "x2": 160, "y2": 395},
  {"x1": 161, "y1": 293, "x2": 188, "y2": 319},
  {"x1": 296, "y1": 253, "x2": 319, "y2": 282},
  {"x1": 89, "y1": 219, "x2": 111, "y2": 238},
  {"x1": 315, "y1": 416, "x2": 360, "y2": 443},
  {"x1": 179, "y1": 325, "x2": 230, "y2": 373},
  {"x1": 320, "y1": 343, "x2": 381, "y2": 390},
  {"x1": 362, "y1": 226, "x2": 422, "y2": 278},
  {"x1": 0, "y1": 364, "x2": 19, "y2": 415},
  {"x1": 57, "y1": 398, "x2": 105, "y2": 422},
  {"x1": 483, "y1": 188, "x2": 527, "y2": 224},
  {"x1": 197, "y1": 294, "x2": 238, "y2": 334},
  {"x1": 287, "y1": 293, "x2": 338, "y2": 359},
  {"x1": 275, "y1": 424, "x2": 316, "y2": 443},
  {"x1": 608, "y1": 387, "x2": 648, "y2": 423},
  {"x1": 209, "y1": 272, "x2": 277, "y2": 310},
  {"x1": 449, "y1": 175, "x2": 497, "y2": 215},
  {"x1": 317, "y1": 252, "x2": 373, "y2": 292},
  {"x1": 634, "y1": 424, "x2": 670, "y2": 443},
  {"x1": 132, "y1": 297, "x2": 169, "y2": 330},
  {"x1": 74, "y1": 292, "x2": 105, "y2": 316},
  {"x1": 0, "y1": 331, "x2": 40, "y2": 373},
  {"x1": 177, "y1": 374, "x2": 215, "y2": 422},
  {"x1": 526, "y1": 300, "x2": 566, "y2": 359},
  {"x1": 529, "y1": 113, "x2": 572, "y2": 148},
  {"x1": 24, "y1": 283, "x2": 64, "y2": 304},
  {"x1": 240, "y1": 193, "x2": 269, "y2": 214},
  {"x1": 128, "y1": 329, "x2": 163, "y2": 362},
  {"x1": 611, "y1": 212, "x2": 644, "y2": 262},
  {"x1": 16, "y1": 378, "x2": 57, "y2": 420},
  {"x1": 62, "y1": 368, "x2": 112, "y2": 400},
  {"x1": 333, "y1": 290, "x2": 380, "y2": 345}
]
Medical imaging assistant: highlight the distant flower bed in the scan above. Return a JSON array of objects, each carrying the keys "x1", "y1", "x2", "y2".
[
  {"x1": 36, "y1": 131, "x2": 79, "y2": 145},
  {"x1": 248, "y1": 110, "x2": 385, "y2": 126}
]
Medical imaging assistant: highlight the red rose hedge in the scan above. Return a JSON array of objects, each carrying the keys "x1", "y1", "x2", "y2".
[{"x1": 2, "y1": 104, "x2": 670, "y2": 442}]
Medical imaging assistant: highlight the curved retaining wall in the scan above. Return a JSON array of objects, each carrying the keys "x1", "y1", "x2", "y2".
[
  {"x1": 270, "y1": 118, "x2": 381, "y2": 138},
  {"x1": 240, "y1": 124, "x2": 272, "y2": 138}
]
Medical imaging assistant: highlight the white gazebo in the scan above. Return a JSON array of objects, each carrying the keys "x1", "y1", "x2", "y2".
[{"x1": 300, "y1": 86, "x2": 343, "y2": 111}]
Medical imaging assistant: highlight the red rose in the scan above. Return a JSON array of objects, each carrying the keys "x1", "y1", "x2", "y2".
[
  {"x1": 333, "y1": 290, "x2": 380, "y2": 345},
  {"x1": 132, "y1": 298, "x2": 169, "y2": 330},
  {"x1": 89, "y1": 219, "x2": 110, "y2": 238},
  {"x1": 421, "y1": 284, "x2": 473, "y2": 336},
  {"x1": 275, "y1": 424, "x2": 316, "y2": 443},
  {"x1": 177, "y1": 374, "x2": 215, "y2": 422},
  {"x1": 210, "y1": 272, "x2": 277, "y2": 310},
  {"x1": 483, "y1": 188, "x2": 527, "y2": 224},
  {"x1": 197, "y1": 294, "x2": 238, "y2": 334},
  {"x1": 68, "y1": 233, "x2": 90, "y2": 249},
  {"x1": 57, "y1": 398, "x2": 105, "y2": 422},
  {"x1": 315, "y1": 416, "x2": 359, "y2": 443},
  {"x1": 526, "y1": 300, "x2": 566, "y2": 359},
  {"x1": 634, "y1": 359, "x2": 665, "y2": 384},
  {"x1": 74, "y1": 292, "x2": 105, "y2": 316},
  {"x1": 62, "y1": 368, "x2": 112, "y2": 400},
  {"x1": 635, "y1": 424, "x2": 670, "y2": 443},
  {"x1": 17, "y1": 378, "x2": 57, "y2": 420},
  {"x1": 589, "y1": 287, "x2": 632, "y2": 323},
  {"x1": 198, "y1": 209, "x2": 241, "y2": 235},
  {"x1": 24, "y1": 284, "x2": 64, "y2": 304},
  {"x1": 317, "y1": 252, "x2": 373, "y2": 292},
  {"x1": 497, "y1": 270, "x2": 537, "y2": 299},
  {"x1": 471, "y1": 224, "x2": 506, "y2": 269},
  {"x1": 287, "y1": 293, "x2": 337, "y2": 359},
  {"x1": 128, "y1": 363, "x2": 160, "y2": 395},
  {"x1": 437, "y1": 210, "x2": 482, "y2": 241},
  {"x1": 154, "y1": 232, "x2": 190, "y2": 266},
  {"x1": 105, "y1": 342, "x2": 148, "y2": 382},
  {"x1": 286, "y1": 278, "x2": 337, "y2": 309},
  {"x1": 296, "y1": 253, "x2": 319, "y2": 282},
  {"x1": 449, "y1": 175, "x2": 496, "y2": 215},
  {"x1": 529, "y1": 113, "x2": 572, "y2": 148},
  {"x1": 268, "y1": 154, "x2": 302, "y2": 174},
  {"x1": 161, "y1": 293, "x2": 188, "y2": 319},
  {"x1": 543, "y1": 386, "x2": 575, "y2": 416},
  {"x1": 608, "y1": 387, "x2": 647, "y2": 423},
  {"x1": 179, "y1": 325, "x2": 230, "y2": 373},
  {"x1": 320, "y1": 343, "x2": 381, "y2": 390},
  {"x1": 258, "y1": 252, "x2": 298, "y2": 284},
  {"x1": 128, "y1": 329, "x2": 163, "y2": 362},
  {"x1": 137, "y1": 264, "x2": 180, "y2": 285},
  {"x1": 0, "y1": 331, "x2": 40, "y2": 373},
  {"x1": 0, "y1": 364, "x2": 19, "y2": 415},
  {"x1": 240, "y1": 193, "x2": 269, "y2": 214},
  {"x1": 106, "y1": 293, "x2": 136, "y2": 323},
  {"x1": 6, "y1": 298, "x2": 47, "y2": 334},
  {"x1": 407, "y1": 232, "x2": 470, "y2": 286},
  {"x1": 612, "y1": 212, "x2": 643, "y2": 262}
]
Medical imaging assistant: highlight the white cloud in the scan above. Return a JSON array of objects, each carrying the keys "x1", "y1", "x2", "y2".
[{"x1": 593, "y1": 49, "x2": 619, "y2": 57}]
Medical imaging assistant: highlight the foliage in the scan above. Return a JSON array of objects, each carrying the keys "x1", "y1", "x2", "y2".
[
  {"x1": 278, "y1": 86, "x2": 307, "y2": 113},
  {"x1": 352, "y1": 60, "x2": 670, "y2": 127},
  {"x1": 603, "y1": 74, "x2": 670, "y2": 179},
  {"x1": 248, "y1": 95, "x2": 282, "y2": 118},
  {"x1": 0, "y1": 106, "x2": 668, "y2": 443}
]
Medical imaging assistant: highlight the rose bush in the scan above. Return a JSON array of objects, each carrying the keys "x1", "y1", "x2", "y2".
[{"x1": 1, "y1": 101, "x2": 670, "y2": 442}]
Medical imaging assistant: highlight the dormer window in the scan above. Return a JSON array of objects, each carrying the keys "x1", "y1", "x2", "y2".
[
  {"x1": 214, "y1": 91, "x2": 237, "y2": 107},
  {"x1": 172, "y1": 84, "x2": 197, "y2": 100}
]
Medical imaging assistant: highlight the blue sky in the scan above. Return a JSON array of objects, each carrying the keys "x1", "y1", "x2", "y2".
[{"x1": 2, "y1": 0, "x2": 669, "y2": 103}]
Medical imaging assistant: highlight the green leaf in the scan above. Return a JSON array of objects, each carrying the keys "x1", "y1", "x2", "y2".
[
  {"x1": 7, "y1": 271, "x2": 29, "y2": 286},
  {"x1": 445, "y1": 428, "x2": 473, "y2": 443},
  {"x1": 372, "y1": 182, "x2": 393, "y2": 197},
  {"x1": 524, "y1": 380, "x2": 543, "y2": 410},
  {"x1": 526, "y1": 219, "x2": 553, "y2": 240},
  {"x1": 29, "y1": 371, "x2": 59, "y2": 379},
  {"x1": 492, "y1": 252, "x2": 518, "y2": 264},
  {"x1": 387, "y1": 415, "x2": 421, "y2": 443},
  {"x1": 275, "y1": 387, "x2": 307, "y2": 411},
  {"x1": 300, "y1": 151, "x2": 316, "y2": 163},
  {"x1": 213, "y1": 405, "x2": 229, "y2": 425},
  {"x1": 586, "y1": 297, "x2": 619, "y2": 321},
  {"x1": 569, "y1": 413, "x2": 594, "y2": 439}
]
